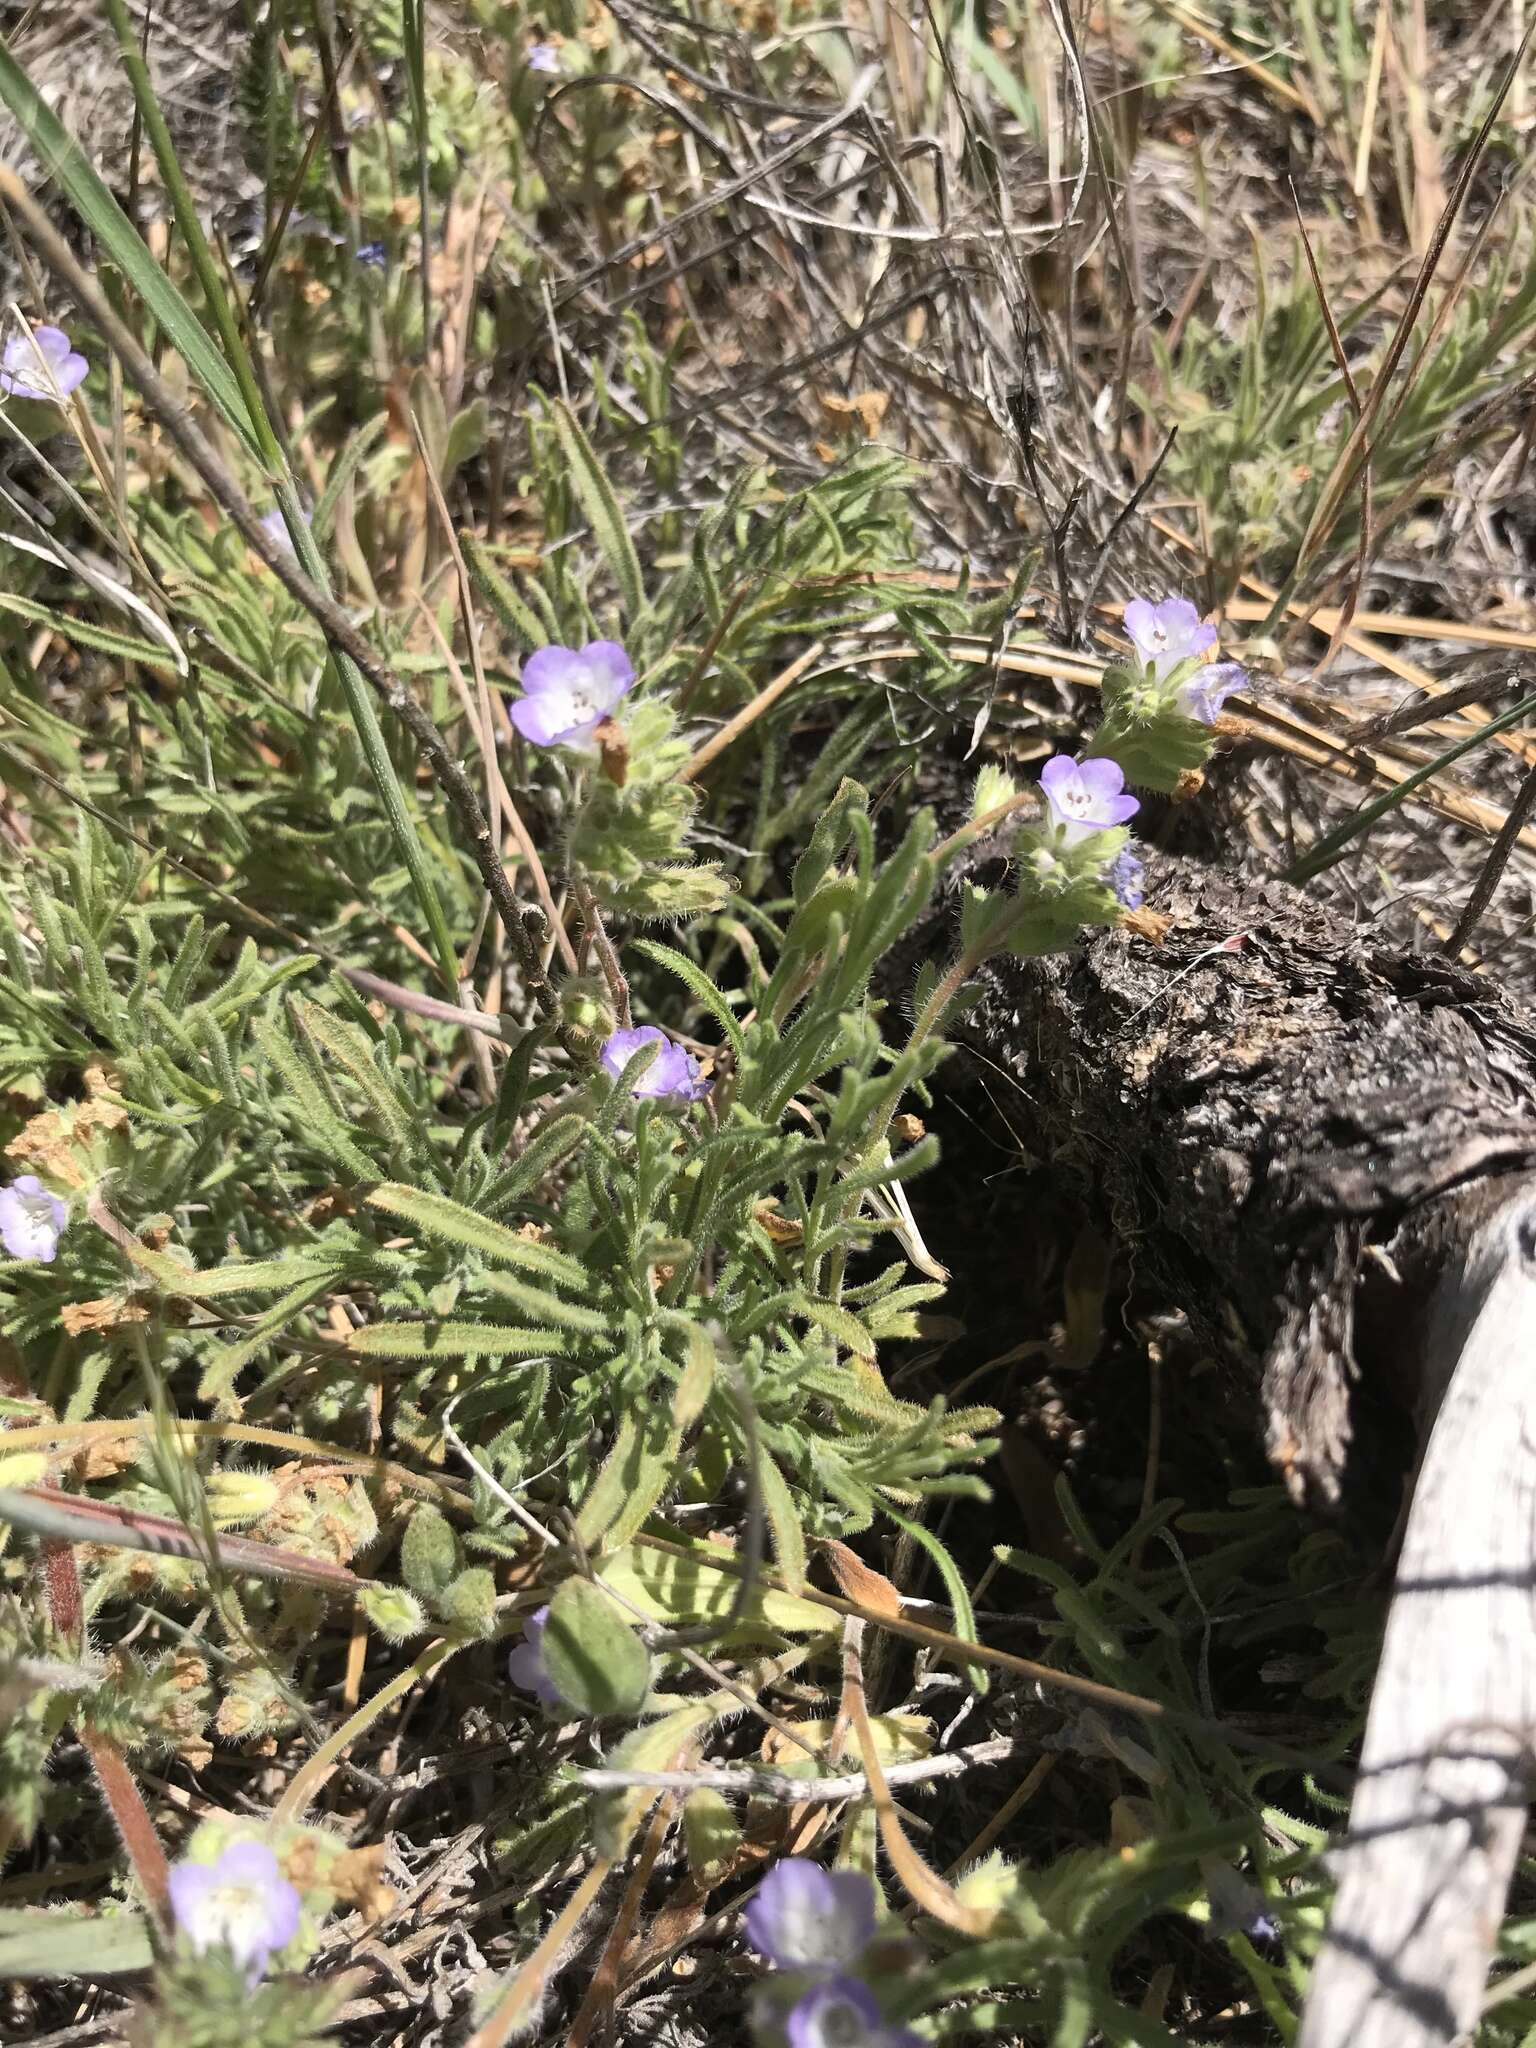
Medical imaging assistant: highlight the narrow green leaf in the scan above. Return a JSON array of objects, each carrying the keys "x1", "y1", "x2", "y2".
[
  {"x1": 296, "y1": 1001, "x2": 417, "y2": 1148},
  {"x1": 0, "y1": 1906, "x2": 153, "y2": 1978},
  {"x1": 346, "y1": 1321, "x2": 569, "y2": 1359},
  {"x1": 118, "y1": 1242, "x2": 339, "y2": 1301},
  {"x1": 882, "y1": 1502, "x2": 986, "y2": 1695},
  {"x1": 628, "y1": 938, "x2": 745, "y2": 1058},
  {"x1": 252, "y1": 1017, "x2": 380, "y2": 1182},
  {"x1": 479, "y1": 1271, "x2": 611, "y2": 1334},
  {"x1": 550, "y1": 399, "x2": 645, "y2": 620},
  {"x1": 792, "y1": 1292, "x2": 877, "y2": 1360},
  {"x1": 756, "y1": 1454, "x2": 807, "y2": 1595},
  {"x1": 574, "y1": 1407, "x2": 679, "y2": 1551},
  {"x1": 367, "y1": 1182, "x2": 589, "y2": 1290}
]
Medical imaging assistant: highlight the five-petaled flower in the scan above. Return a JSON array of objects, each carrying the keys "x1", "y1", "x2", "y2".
[
  {"x1": 784, "y1": 1976, "x2": 923, "y2": 2048},
  {"x1": 745, "y1": 1858, "x2": 878, "y2": 1975},
  {"x1": 0, "y1": 325, "x2": 87, "y2": 402},
  {"x1": 1039, "y1": 754, "x2": 1139, "y2": 844},
  {"x1": 601, "y1": 1025, "x2": 710, "y2": 1104},
  {"x1": 509, "y1": 641, "x2": 634, "y2": 752},
  {"x1": 167, "y1": 1839, "x2": 302, "y2": 1984},
  {"x1": 0, "y1": 1176, "x2": 66, "y2": 1263},
  {"x1": 527, "y1": 40, "x2": 562, "y2": 72},
  {"x1": 1179, "y1": 660, "x2": 1246, "y2": 726},
  {"x1": 1124, "y1": 596, "x2": 1216, "y2": 679},
  {"x1": 1108, "y1": 848, "x2": 1146, "y2": 912},
  {"x1": 507, "y1": 1605, "x2": 562, "y2": 1708}
]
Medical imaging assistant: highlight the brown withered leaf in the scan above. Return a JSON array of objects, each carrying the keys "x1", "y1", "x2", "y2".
[
  {"x1": 820, "y1": 389, "x2": 890, "y2": 438},
  {"x1": 594, "y1": 716, "x2": 629, "y2": 786},
  {"x1": 817, "y1": 1537, "x2": 902, "y2": 1619},
  {"x1": 60, "y1": 1297, "x2": 150, "y2": 1339}
]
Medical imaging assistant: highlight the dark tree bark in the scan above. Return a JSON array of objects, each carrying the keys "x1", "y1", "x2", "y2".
[{"x1": 943, "y1": 851, "x2": 1536, "y2": 2047}]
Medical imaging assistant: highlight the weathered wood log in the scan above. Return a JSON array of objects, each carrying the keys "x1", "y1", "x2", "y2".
[{"x1": 938, "y1": 851, "x2": 1536, "y2": 2043}]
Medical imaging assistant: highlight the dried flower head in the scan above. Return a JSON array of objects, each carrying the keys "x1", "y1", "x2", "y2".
[
  {"x1": 509, "y1": 641, "x2": 635, "y2": 752},
  {"x1": 600, "y1": 1025, "x2": 710, "y2": 1104},
  {"x1": 1179, "y1": 660, "x2": 1247, "y2": 725},
  {"x1": 1039, "y1": 755, "x2": 1139, "y2": 844},
  {"x1": 0, "y1": 325, "x2": 87, "y2": 402},
  {"x1": 745, "y1": 1859, "x2": 878, "y2": 1974},
  {"x1": 167, "y1": 1839, "x2": 302, "y2": 1983},
  {"x1": 0, "y1": 1176, "x2": 67, "y2": 1263}
]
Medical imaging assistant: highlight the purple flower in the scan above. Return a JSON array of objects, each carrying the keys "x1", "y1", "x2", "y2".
[
  {"x1": 167, "y1": 1839, "x2": 302, "y2": 1983},
  {"x1": 0, "y1": 1176, "x2": 66, "y2": 1263},
  {"x1": 509, "y1": 641, "x2": 634, "y2": 752},
  {"x1": 745, "y1": 1859, "x2": 877, "y2": 1974},
  {"x1": 527, "y1": 41, "x2": 562, "y2": 72},
  {"x1": 0, "y1": 325, "x2": 87, "y2": 401},
  {"x1": 507, "y1": 1605, "x2": 562, "y2": 1707},
  {"x1": 1179, "y1": 660, "x2": 1247, "y2": 725},
  {"x1": 356, "y1": 240, "x2": 387, "y2": 267},
  {"x1": 784, "y1": 1977, "x2": 922, "y2": 2048},
  {"x1": 1039, "y1": 754, "x2": 1139, "y2": 843},
  {"x1": 600, "y1": 1025, "x2": 710, "y2": 1104},
  {"x1": 1108, "y1": 849, "x2": 1145, "y2": 912},
  {"x1": 1124, "y1": 596, "x2": 1216, "y2": 680}
]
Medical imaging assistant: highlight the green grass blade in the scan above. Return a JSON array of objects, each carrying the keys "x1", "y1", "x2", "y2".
[
  {"x1": 1286, "y1": 689, "x2": 1536, "y2": 884},
  {"x1": 0, "y1": 44, "x2": 258, "y2": 455},
  {"x1": 551, "y1": 400, "x2": 645, "y2": 622}
]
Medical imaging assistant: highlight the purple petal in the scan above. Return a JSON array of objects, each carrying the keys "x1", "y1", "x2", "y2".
[
  {"x1": 1180, "y1": 661, "x2": 1247, "y2": 724},
  {"x1": 1122, "y1": 597, "x2": 1159, "y2": 649},
  {"x1": 600, "y1": 1026, "x2": 709, "y2": 1104},
  {"x1": 744, "y1": 1860, "x2": 877, "y2": 1971},
  {"x1": 1038, "y1": 754, "x2": 1079, "y2": 800},
  {"x1": 510, "y1": 695, "x2": 601, "y2": 749},
  {"x1": 215, "y1": 1841, "x2": 284, "y2": 1889},
  {"x1": 1072, "y1": 757, "x2": 1129, "y2": 803},
  {"x1": 575, "y1": 641, "x2": 636, "y2": 709},
  {"x1": 520, "y1": 645, "x2": 585, "y2": 695},
  {"x1": 1151, "y1": 596, "x2": 1206, "y2": 642},
  {"x1": 601, "y1": 1025, "x2": 667, "y2": 1082},
  {"x1": 1109, "y1": 850, "x2": 1145, "y2": 911},
  {"x1": 167, "y1": 1860, "x2": 218, "y2": 1932},
  {"x1": 785, "y1": 1977, "x2": 886, "y2": 2048}
]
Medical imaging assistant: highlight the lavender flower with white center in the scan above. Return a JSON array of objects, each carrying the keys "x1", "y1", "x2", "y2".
[
  {"x1": 507, "y1": 1605, "x2": 562, "y2": 1707},
  {"x1": 600, "y1": 1025, "x2": 710, "y2": 1104},
  {"x1": 167, "y1": 1840, "x2": 302, "y2": 1983},
  {"x1": 745, "y1": 1859, "x2": 878, "y2": 1975},
  {"x1": 1123, "y1": 596, "x2": 1217, "y2": 680},
  {"x1": 1039, "y1": 754, "x2": 1140, "y2": 845},
  {"x1": 0, "y1": 325, "x2": 87, "y2": 402},
  {"x1": 0, "y1": 1176, "x2": 67, "y2": 1263},
  {"x1": 1108, "y1": 848, "x2": 1146, "y2": 912},
  {"x1": 509, "y1": 641, "x2": 634, "y2": 752},
  {"x1": 1178, "y1": 660, "x2": 1247, "y2": 726},
  {"x1": 783, "y1": 1977, "x2": 923, "y2": 2048},
  {"x1": 527, "y1": 41, "x2": 562, "y2": 72}
]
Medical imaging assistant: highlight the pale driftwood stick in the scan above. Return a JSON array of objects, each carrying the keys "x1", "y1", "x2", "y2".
[{"x1": 1299, "y1": 1187, "x2": 1536, "y2": 2048}]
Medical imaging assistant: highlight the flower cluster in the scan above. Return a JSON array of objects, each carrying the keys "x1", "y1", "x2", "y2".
[
  {"x1": 0, "y1": 324, "x2": 87, "y2": 402},
  {"x1": 168, "y1": 1839, "x2": 302, "y2": 1984},
  {"x1": 1123, "y1": 596, "x2": 1246, "y2": 725},
  {"x1": 0, "y1": 1176, "x2": 67, "y2": 1263},
  {"x1": 746, "y1": 1859, "x2": 921, "y2": 2048}
]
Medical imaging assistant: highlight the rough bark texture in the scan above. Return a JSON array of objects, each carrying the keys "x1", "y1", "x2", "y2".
[{"x1": 952, "y1": 852, "x2": 1536, "y2": 1510}]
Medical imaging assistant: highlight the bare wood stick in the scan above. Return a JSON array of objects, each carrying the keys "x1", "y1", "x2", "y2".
[{"x1": 1299, "y1": 1187, "x2": 1536, "y2": 2048}]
